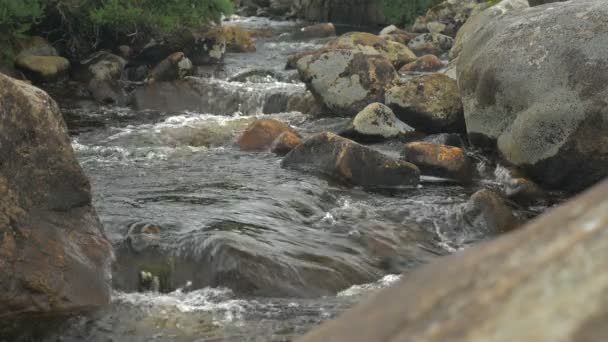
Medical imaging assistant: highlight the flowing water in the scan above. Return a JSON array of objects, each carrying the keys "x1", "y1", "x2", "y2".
[{"x1": 46, "y1": 17, "x2": 545, "y2": 342}]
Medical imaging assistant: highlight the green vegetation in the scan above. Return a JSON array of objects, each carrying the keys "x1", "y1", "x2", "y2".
[
  {"x1": 381, "y1": 0, "x2": 444, "y2": 26},
  {"x1": 0, "y1": 0, "x2": 234, "y2": 62}
]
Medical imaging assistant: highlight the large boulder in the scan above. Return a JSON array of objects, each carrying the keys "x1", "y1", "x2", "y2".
[
  {"x1": 339, "y1": 103, "x2": 415, "y2": 142},
  {"x1": 0, "y1": 74, "x2": 112, "y2": 336},
  {"x1": 297, "y1": 50, "x2": 397, "y2": 116},
  {"x1": 327, "y1": 32, "x2": 417, "y2": 68},
  {"x1": 282, "y1": 132, "x2": 420, "y2": 187},
  {"x1": 457, "y1": 0, "x2": 608, "y2": 191},
  {"x1": 385, "y1": 73, "x2": 464, "y2": 133},
  {"x1": 299, "y1": 179, "x2": 608, "y2": 342}
]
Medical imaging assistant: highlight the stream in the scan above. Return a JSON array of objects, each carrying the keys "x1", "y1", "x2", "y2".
[{"x1": 46, "y1": 16, "x2": 543, "y2": 342}]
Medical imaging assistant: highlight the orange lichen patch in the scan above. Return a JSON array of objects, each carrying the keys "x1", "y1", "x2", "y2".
[
  {"x1": 271, "y1": 131, "x2": 302, "y2": 156},
  {"x1": 402, "y1": 142, "x2": 472, "y2": 182},
  {"x1": 238, "y1": 118, "x2": 297, "y2": 151},
  {"x1": 219, "y1": 26, "x2": 256, "y2": 53}
]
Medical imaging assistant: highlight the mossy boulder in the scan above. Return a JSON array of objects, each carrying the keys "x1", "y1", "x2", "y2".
[
  {"x1": 385, "y1": 73, "x2": 464, "y2": 133},
  {"x1": 15, "y1": 55, "x2": 70, "y2": 82}
]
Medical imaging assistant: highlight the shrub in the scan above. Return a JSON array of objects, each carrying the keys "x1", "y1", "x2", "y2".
[{"x1": 381, "y1": 0, "x2": 444, "y2": 26}]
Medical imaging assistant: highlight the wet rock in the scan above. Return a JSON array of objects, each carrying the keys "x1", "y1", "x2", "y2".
[
  {"x1": 327, "y1": 32, "x2": 417, "y2": 68},
  {"x1": 286, "y1": 49, "x2": 323, "y2": 69},
  {"x1": 262, "y1": 92, "x2": 290, "y2": 114},
  {"x1": 383, "y1": 30, "x2": 419, "y2": 46},
  {"x1": 297, "y1": 49, "x2": 397, "y2": 116},
  {"x1": 286, "y1": 91, "x2": 326, "y2": 116},
  {"x1": 271, "y1": 131, "x2": 302, "y2": 155},
  {"x1": 505, "y1": 177, "x2": 547, "y2": 206},
  {"x1": 293, "y1": 22, "x2": 336, "y2": 39},
  {"x1": 385, "y1": 73, "x2": 464, "y2": 133},
  {"x1": 421, "y1": 133, "x2": 464, "y2": 147},
  {"x1": 0, "y1": 74, "x2": 112, "y2": 335},
  {"x1": 412, "y1": 0, "x2": 488, "y2": 38},
  {"x1": 221, "y1": 26, "x2": 257, "y2": 52},
  {"x1": 228, "y1": 68, "x2": 285, "y2": 82},
  {"x1": 457, "y1": 0, "x2": 608, "y2": 191},
  {"x1": 15, "y1": 55, "x2": 70, "y2": 82},
  {"x1": 282, "y1": 132, "x2": 420, "y2": 187},
  {"x1": 408, "y1": 33, "x2": 454, "y2": 56},
  {"x1": 76, "y1": 51, "x2": 127, "y2": 104},
  {"x1": 529, "y1": 0, "x2": 565, "y2": 5},
  {"x1": 237, "y1": 118, "x2": 298, "y2": 151},
  {"x1": 145, "y1": 52, "x2": 193, "y2": 83},
  {"x1": 401, "y1": 142, "x2": 472, "y2": 182},
  {"x1": 187, "y1": 28, "x2": 227, "y2": 65},
  {"x1": 300, "y1": 180, "x2": 608, "y2": 342},
  {"x1": 450, "y1": 0, "x2": 529, "y2": 60},
  {"x1": 400, "y1": 54, "x2": 443, "y2": 72},
  {"x1": 339, "y1": 103, "x2": 415, "y2": 143},
  {"x1": 464, "y1": 189, "x2": 517, "y2": 234}
]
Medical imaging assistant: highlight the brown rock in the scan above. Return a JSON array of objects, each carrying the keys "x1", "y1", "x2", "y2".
[
  {"x1": 505, "y1": 177, "x2": 547, "y2": 205},
  {"x1": 402, "y1": 142, "x2": 472, "y2": 182},
  {"x1": 400, "y1": 54, "x2": 444, "y2": 72},
  {"x1": 0, "y1": 74, "x2": 112, "y2": 336},
  {"x1": 221, "y1": 26, "x2": 257, "y2": 53},
  {"x1": 327, "y1": 32, "x2": 417, "y2": 68},
  {"x1": 464, "y1": 189, "x2": 517, "y2": 233},
  {"x1": 299, "y1": 179, "x2": 608, "y2": 342},
  {"x1": 271, "y1": 131, "x2": 302, "y2": 155},
  {"x1": 282, "y1": 132, "x2": 420, "y2": 187},
  {"x1": 237, "y1": 118, "x2": 297, "y2": 151}
]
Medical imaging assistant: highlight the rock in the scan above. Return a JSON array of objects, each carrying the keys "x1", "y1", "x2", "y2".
[
  {"x1": 379, "y1": 25, "x2": 399, "y2": 36},
  {"x1": 237, "y1": 118, "x2": 297, "y2": 151},
  {"x1": 300, "y1": 180, "x2": 608, "y2": 342},
  {"x1": 412, "y1": 0, "x2": 489, "y2": 38},
  {"x1": 220, "y1": 26, "x2": 257, "y2": 52},
  {"x1": 427, "y1": 21, "x2": 447, "y2": 34},
  {"x1": 14, "y1": 55, "x2": 70, "y2": 82},
  {"x1": 385, "y1": 73, "x2": 464, "y2": 133},
  {"x1": 297, "y1": 49, "x2": 397, "y2": 116},
  {"x1": 286, "y1": 91, "x2": 326, "y2": 116},
  {"x1": 293, "y1": 23, "x2": 336, "y2": 39},
  {"x1": 421, "y1": 133, "x2": 464, "y2": 147},
  {"x1": 286, "y1": 49, "x2": 321, "y2": 70},
  {"x1": 408, "y1": 33, "x2": 454, "y2": 56},
  {"x1": 339, "y1": 103, "x2": 415, "y2": 142},
  {"x1": 411, "y1": 16, "x2": 430, "y2": 33},
  {"x1": 271, "y1": 131, "x2": 302, "y2": 155},
  {"x1": 458, "y1": 0, "x2": 608, "y2": 191},
  {"x1": 327, "y1": 32, "x2": 417, "y2": 68},
  {"x1": 401, "y1": 142, "x2": 472, "y2": 182},
  {"x1": 505, "y1": 177, "x2": 546, "y2": 205},
  {"x1": 145, "y1": 52, "x2": 193, "y2": 83},
  {"x1": 187, "y1": 28, "x2": 227, "y2": 65},
  {"x1": 282, "y1": 132, "x2": 420, "y2": 187},
  {"x1": 118, "y1": 45, "x2": 132, "y2": 59},
  {"x1": 400, "y1": 54, "x2": 443, "y2": 72},
  {"x1": 78, "y1": 51, "x2": 127, "y2": 82},
  {"x1": 14, "y1": 36, "x2": 58, "y2": 57},
  {"x1": 529, "y1": 0, "x2": 565, "y2": 5},
  {"x1": 0, "y1": 74, "x2": 112, "y2": 336},
  {"x1": 383, "y1": 30, "x2": 418, "y2": 45},
  {"x1": 450, "y1": 0, "x2": 529, "y2": 60},
  {"x1": 464, "y1": 189, "x2": 517, "y2": 233},
  {"x1": 262, "y1": 92, "x2": 290, "y2": 114},
  {"x1": 88, "y1": 79, "x2": 124, "y2": 105}
]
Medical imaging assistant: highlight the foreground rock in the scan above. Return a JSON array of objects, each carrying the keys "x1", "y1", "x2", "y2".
[
  {"x1": 458, "y1": 0, "x2": 608, "y2": 191},
  {"x1": 0, "y1": 74, "x2": 112, "y2": 336},
  {"x1": 282, "y1": 133, "x2": 420, "y2": 187},
  {"x1": 237, "y1": 118, "x2": 298, "y2": 151},
  {"x1": 339, "y1": 103, "x2": 415, "y2": 143},
  {"x1": 386, "y1": 73, "x2": 464, "y2": 133},
  {"x1": 297, "y1": 50, "x2": 397, "y2": 115},
  {"x1": 402, "y1": 142, "x2": 472, "y2": 182},
  {"x1": 299, "y1": 179, "x2": 608, "y2": 342}
]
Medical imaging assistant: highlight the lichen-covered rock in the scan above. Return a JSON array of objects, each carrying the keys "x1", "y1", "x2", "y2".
[
  {"x1": 402, "y1": 142, "x2": 472, "y2": 182},
  {"x1": 0, "y1": 74, "x2": 112, "y2": 337},
  {"x1": 385, "y1": 73, "x2": 464, "y2": 133},
  {"x1": 237, "y1": 118, "x2": 298, "y2": 151},
  {"x1": 383, "y1": 30, "x2": 419, "y2": 46},
  {"x1": 463, "y1": 189, "x2": 517, "y2": 233},
  {"x1": 146, "y1": 52, "x2": 193, "y2": 83},
  {"x1": 339, "y1": 103, "x2": 415, "y2": 142},
  {"x1": 327, "y1": 32, "x2": 417, "y2": 68},
  {"x1": 408, "y1": 33, "x2": 454, "y2": 56},
  {"x1": 421, "y1": 133, "x2": 464, "y2": 147},
  {"x1": 412, "y1": 0, "x2": 490, "y2": 37},
  {"x1": 300, "y1": 180, "x2": 608, "y2": 342},
  {"x1": 286, "y1": 91, "x2": 326, "y2": 116},
  {"x1": 297, "y1": 49, "x2": 397, "y2": 116},
  {"x1": 271, "y1": 131, "x2": 302, "y2": 155},
  {"x1": 282, "y1": 132, "x2": 420, "y2": 187},
  {"x1": 457, "y1": 0, "x2": 608, "y2": 191},
  {"x1": 14, "y1": 55, "x2": 70, "y2": 82},
  {"x1": 400, "y1": 54, "x2": 444, "y2": 72},
  {"x1": 293, "y1": 22, "x2": 336, "y2": 39}
]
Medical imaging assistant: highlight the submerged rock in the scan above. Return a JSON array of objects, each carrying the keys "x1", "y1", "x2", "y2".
[
  {"x1": 299, "y1": 180, "x2": 608, "y2": 342},
  {"x1": 385, "y1": 73, "x2": 464, "y2": 133},
  {"x1": 0, "y1": 74, "x2": 112, "y2": 337},
  {"x1": 458, "y1": 0, "x2": 608, "y2": 191},
  {"x1": 339, "y1": 103, "x2": 415, "y2": 143},
  {"x1": 297, "y1": 49, "x2": 397, "y2": 116},
  {"x1": 401, "y1": 142, "x2": 472, "y2": 182},
  {"x1": 271, "y1": 131, "x2": 302, "y2": 155},
  {"x1": 282, "y1": 132, "x2": 420, "y2": 187},
  {"x1": 237, "y1": 118, "x2": 298, "y2": 151},
  {"x1": 463, "y1": 189, "x2": 517, "y2": 233}
]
